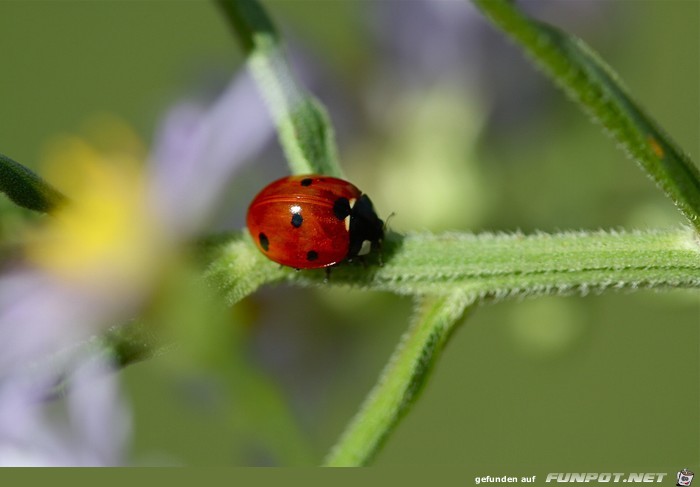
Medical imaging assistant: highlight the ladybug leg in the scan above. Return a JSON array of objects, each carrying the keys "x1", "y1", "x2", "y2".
[{"x1": 324, "y1": 266, "x2": 332, "y2": 283}]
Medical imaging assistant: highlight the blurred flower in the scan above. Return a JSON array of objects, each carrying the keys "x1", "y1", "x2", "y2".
[
  {"x1": 148, "y1": 70, "x2": 273, "y2": 237},
  {"x1": 0, "y1": 268, "x2": 133, "y2": 466},
  {"x1": 0, "y1": 354, "x2": 129, "y2": 466},
  {"x1": 0, "y1": 67, "x2": 273, "y2": 465},
  {"x1": 28, "y1": 131, "x2": 165, "y2": 295},
  {"x1": 351, "y1": 0, "x2": 491, "y2": 231}
]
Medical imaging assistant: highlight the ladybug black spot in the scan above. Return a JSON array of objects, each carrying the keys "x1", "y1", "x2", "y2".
[
  {"x1": 333, "y1": 197, "x2": 351, "y2": 220},
  {"x1": 300, "y1": 178, "x2": 313, "y2": 186},
  {"x1": 291, "y1": 213, "x2": 303, "y2": 228},
  {"x1": 306, "y1": 250, "x2": 318, "y2": 261},
  {"x1": 258, "y1": 233, "x2": 269, "y2": 251}
]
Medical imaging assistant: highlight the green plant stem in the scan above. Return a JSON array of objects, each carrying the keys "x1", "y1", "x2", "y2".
[
  {"x1": 216, "y1": 0, "x2": 342, "y2": 178},
  {"x1": 206, "y1": 229, "x2": 700, "y2": 304},
  {"x1": 324, "y1": 293, "x2": 476, "y2": 466},
  {"x1": 472, "y1": 0, "x2": 700, "y2": 232},
  {"x1": 203, "y1": 232, "x2": 287, "y2": 305}
]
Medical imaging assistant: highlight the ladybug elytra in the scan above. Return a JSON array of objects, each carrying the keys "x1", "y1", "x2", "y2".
[{"x1": 246, "y1": 175, "x2": 384, "y2": 269}]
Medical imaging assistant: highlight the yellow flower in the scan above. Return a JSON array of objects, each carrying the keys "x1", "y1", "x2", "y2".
[{"x1": 26, "y1": 118, "x2": 168, "y2": 295}]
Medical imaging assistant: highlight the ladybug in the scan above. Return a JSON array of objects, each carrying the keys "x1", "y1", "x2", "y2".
[{"x1": 246, "y1": 174, "x2": 384, "y2": 269}]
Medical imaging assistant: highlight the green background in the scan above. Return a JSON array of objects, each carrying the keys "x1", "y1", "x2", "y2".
[{"x1": 0, "y1": 0, "x2": 697, "y2": 468}]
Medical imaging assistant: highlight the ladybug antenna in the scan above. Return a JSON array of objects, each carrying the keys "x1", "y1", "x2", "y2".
[
  {"x1": 383, "y1": 212, "x2": 396, "y2": 233},
  {"x1": 376, "y1": 212, "x2": 396, "y2": 268}
]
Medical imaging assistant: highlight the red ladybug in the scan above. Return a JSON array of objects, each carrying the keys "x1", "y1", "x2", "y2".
[{"x1": 246, "y1": 175, "x2": 384, "y2": 269}]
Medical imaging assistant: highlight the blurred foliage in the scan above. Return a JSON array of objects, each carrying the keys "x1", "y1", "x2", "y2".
[{"x1": 0, "y1": 0, "x2": 697, "y2": 467}]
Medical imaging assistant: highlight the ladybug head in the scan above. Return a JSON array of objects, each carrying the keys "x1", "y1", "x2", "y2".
[{"x1": 347, "y1": 194, "x2": 384, "y2": 259}]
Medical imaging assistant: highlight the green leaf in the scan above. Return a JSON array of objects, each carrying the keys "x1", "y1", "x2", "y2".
[
  {"x1": 216, "y1": 0, "x2": 343, "y2": 178},
  {"x1": 207, "y1": 228, "x2": 700, "y2": 303},
  {"x1": 0, "y1": 152, "x2": 66, "y2": 213},
  {"x1": 472, "y1": 0, "x2": 700, "y2": 232},
  {"x1": 324, "y1": 293, "x2": 475, "y2": 466}
]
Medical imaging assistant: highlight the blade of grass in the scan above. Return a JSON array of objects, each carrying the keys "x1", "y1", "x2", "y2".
[
  {"x1": 216, "y1": 0, "x2": 343, "y2": 178},
  {"x1": 473, "y1": 0, "x2": 700, "y2": 232},
  {"x1": 0, "y1": 153, "x2": 66, "y2": 213},
  {"x1": 323, "y1": 292, "x2": 476, "y2": 466}
]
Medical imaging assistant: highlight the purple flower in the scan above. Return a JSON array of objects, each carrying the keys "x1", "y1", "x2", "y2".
[
  {"x1": 148, "y1": 69, "x2": 274, "y2": 237},
  {"x1": 0, "y1": 353, "x2": 129, "y2": 466},
  {"x1": 0, "y1": 66, "x2": 273, "y2": 466}
]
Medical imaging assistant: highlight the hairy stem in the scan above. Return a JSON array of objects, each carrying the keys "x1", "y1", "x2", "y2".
[
  {"x1": 324, "y1": 292, "x2": 476, "y2": 466},
  {"x1": 473, "y1": 0, "x2": 700, "y2": 232},
  {"x1": 206, "y1": 229, "x2": 700, "y2": 303},
  {"x1": 216, "y1": 0, "x2": 342, "y2": 177}
]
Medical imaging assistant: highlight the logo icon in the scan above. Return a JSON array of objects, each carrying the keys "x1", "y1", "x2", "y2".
[{"x1": 677, "y1": 469, "x2": 694, "y2": 486}]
